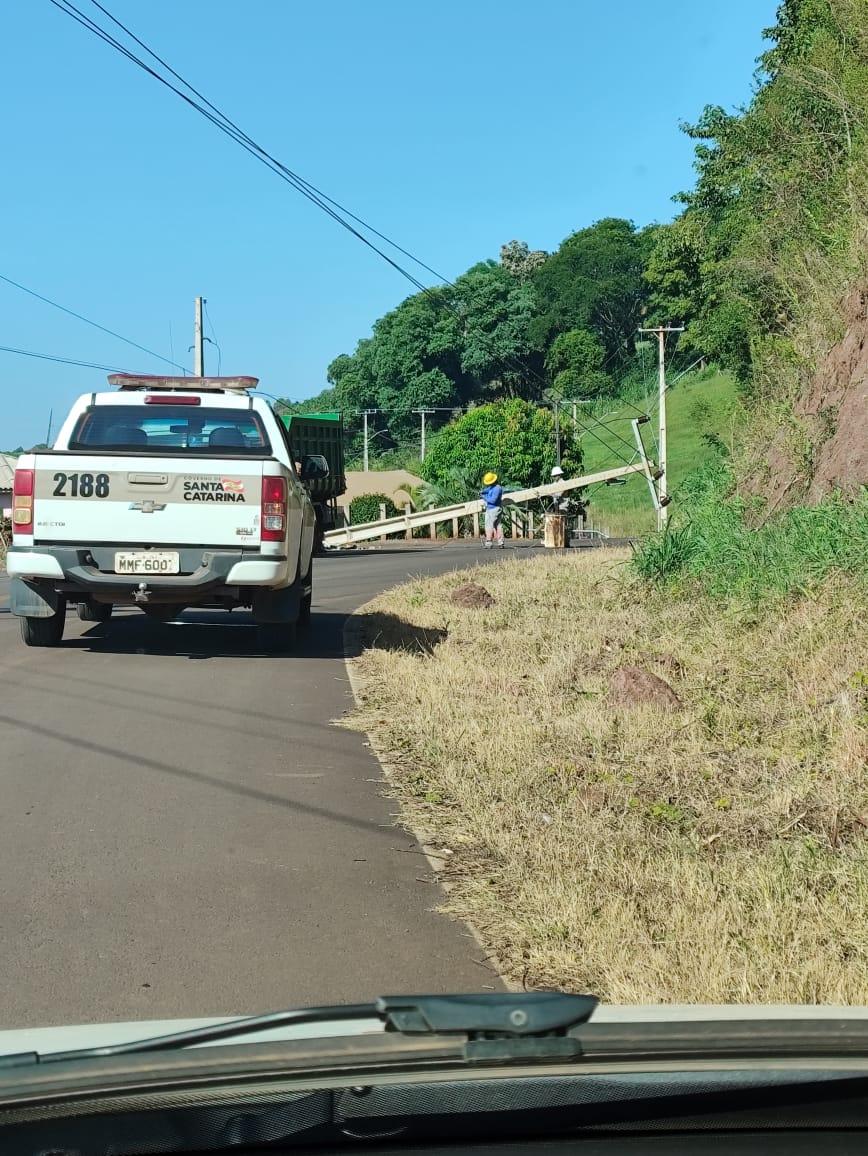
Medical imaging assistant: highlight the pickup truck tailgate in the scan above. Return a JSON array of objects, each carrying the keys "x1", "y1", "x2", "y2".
[{"x1": 32, "y1": 456, "x2": 265, "y2": 547}]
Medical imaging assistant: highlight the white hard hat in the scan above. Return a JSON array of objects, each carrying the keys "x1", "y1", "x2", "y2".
[{"x1": 551, "y1": 465, "x2": 564, "y2": 477}]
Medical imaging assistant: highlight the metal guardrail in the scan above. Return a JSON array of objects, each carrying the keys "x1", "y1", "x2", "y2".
[{"x1": 323, "y1": 463, "x2": 648, "y2": 547}]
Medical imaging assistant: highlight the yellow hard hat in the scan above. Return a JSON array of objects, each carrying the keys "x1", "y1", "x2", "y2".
[{"x1": 483, "y1": 471, "x2": 498, "y2": 485}]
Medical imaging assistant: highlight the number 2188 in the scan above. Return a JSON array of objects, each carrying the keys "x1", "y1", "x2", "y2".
[{"x1": 52, "y1": 472, "x2": 111, "y2": 498}]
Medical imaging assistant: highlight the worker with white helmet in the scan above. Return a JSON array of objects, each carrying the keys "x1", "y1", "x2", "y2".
[{"x1": 549, "y1": 464, "x2": 570, "y2": 514}]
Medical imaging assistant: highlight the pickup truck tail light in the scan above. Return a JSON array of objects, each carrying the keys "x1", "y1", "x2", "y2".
[
  {"x1": 261, "y1": 476, "x2": 287, "y2": 541},
  {"x1": 12, "y1": 468, "x2": 34, "y2": 535}
]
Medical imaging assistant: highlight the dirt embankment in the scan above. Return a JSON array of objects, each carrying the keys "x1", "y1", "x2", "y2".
[{"x1": 749, "y1": 285, "x2": 868, "y2": 513}]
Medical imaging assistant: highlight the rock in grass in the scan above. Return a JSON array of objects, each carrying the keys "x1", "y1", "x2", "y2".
[
  {"x1": 609, "y1": 665, "x2": 681, "y2": 710},
  {"x1": 450, "y1": 583, "x2": 495, "y2": 609}
]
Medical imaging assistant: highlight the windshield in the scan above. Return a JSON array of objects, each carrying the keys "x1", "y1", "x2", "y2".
[
  {"x1": 68, "y1": 405, "x2": 271, "y2": 455},
  {"x1": 1, "y1": 2, "x2": 867, "y2": 1139}
]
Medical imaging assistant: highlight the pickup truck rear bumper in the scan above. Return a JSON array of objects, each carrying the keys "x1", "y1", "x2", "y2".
[{"x1": 7, "y1": 544, "x2": 292, "y2": 615}]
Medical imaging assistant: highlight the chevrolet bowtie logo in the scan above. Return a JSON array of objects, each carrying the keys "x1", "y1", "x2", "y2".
[{"x1": 129, "y1": 501, "x2": 167, "y2": 513}]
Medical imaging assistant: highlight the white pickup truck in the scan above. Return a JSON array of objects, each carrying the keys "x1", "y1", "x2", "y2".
[{"x1": 7, "y1": 374, "x2": 327, "y2": 648}]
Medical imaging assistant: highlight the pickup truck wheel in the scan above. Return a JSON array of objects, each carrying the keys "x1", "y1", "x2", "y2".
[
  {"x1": 21, "y1": 602, "x2": 67, "y2": 647},
  {"x1": 77, "y1": 599, "x2": 113, "y2": 622}
]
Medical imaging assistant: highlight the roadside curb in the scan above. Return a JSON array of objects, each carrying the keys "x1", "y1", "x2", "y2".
[{"x1": 342, "y1": 609, "x2": 516, "y2": 992}]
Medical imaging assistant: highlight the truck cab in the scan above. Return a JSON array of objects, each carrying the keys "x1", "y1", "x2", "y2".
[{"x1": 280, "y1": 412, "x2": 346, "y2": 550}]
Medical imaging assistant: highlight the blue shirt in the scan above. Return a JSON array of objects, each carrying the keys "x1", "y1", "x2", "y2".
[{"x1": 481, "y1": 483, "x2": 503, "y2": 509}]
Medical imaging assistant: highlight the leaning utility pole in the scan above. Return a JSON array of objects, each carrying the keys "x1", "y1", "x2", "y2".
[
  {"x1": 359, "y1": 409, "x2": 379, "y2": 472},
  {"x1": 193, "y1": 296, "x2": 205, "y2": 376},
  {"x1": 638, "y1": 324, "x2": 683, "y2": 529},
  {"x1": 413, "y1": 408, "x2": 435, "y2": 461}
]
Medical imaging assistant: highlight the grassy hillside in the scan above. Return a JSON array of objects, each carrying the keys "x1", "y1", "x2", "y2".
[{"x1": 579, "y1": 370, "x2": 738, "y2": 536}]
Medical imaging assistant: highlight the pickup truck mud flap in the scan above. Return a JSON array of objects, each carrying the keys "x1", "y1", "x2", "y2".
[
  {"x1": 251, "y1": 580, "x2": 301, "y2": 624},
  {"x1": 10, "y1": 579, "x2": 62, "y2": 618}
]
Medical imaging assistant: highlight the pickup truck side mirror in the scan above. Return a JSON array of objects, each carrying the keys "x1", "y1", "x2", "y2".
[{"x1": 300, "y1": 454, "x2": 330, "y2": 482}]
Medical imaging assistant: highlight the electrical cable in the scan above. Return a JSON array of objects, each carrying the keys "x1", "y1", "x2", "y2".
[
  {"x1": 49, "y1": 0, "x2": 642, "y2": 469},
  {"x1": 47, "y1": 0, "x2": 435, "y2": 297},
  {"x1": 0, "y1": 344, "x2": 127, "y2": 371},
  {"x1": 81, "y1": 0, "x2": 653, "y2": 470},
  {"x1": 87, "y1": 0, "x2": 454, "y2": 289},
  {"x1": 0, "y1": 271, "x2": 188, "y2": 372}
]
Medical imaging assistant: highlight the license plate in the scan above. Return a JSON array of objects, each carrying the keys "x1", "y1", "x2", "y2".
[{"x1": 114, "y1": 551, "x2": 180, "y2": 575}]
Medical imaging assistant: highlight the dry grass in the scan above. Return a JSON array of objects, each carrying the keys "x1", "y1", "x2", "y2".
[{"x1": 346, "y1": 551, "x2": 868, "y2": 1003}]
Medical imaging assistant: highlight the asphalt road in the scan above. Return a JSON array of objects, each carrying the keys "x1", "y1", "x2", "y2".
[{"x1": 0, "y1": 544, "x2": 528, "y2": 1028}]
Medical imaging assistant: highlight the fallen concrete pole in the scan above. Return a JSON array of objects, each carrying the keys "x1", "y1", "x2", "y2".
[{"x1": 323, "y1": 462, "x2": 648, "y2": 547}]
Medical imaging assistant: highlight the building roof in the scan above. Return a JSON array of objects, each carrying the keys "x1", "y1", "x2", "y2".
[{"x1": 0, "y1": 453, "x2": 17, "y2": 492}]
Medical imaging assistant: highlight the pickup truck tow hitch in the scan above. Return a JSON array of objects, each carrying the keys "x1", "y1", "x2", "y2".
[{"x1": 133, "y1": 582, "x2": 150, "y2": 604}]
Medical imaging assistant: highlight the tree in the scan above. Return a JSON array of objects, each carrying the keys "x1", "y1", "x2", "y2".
[
  {"x1": 416, "y1": 465, "x2": 480, "y2": 508},
  {"x1": 275, "y1": 387, "x2": 339, "y2": 416},
  {"x1": 530, "y1": 218, "x2": 654, "y2": 372},
  {"x1": 454, "y1": 262, "x2": 544, "y2": 399},
  {"x1": 653, "y1": 0, "x2": 867, "y2": 384},
  {"x1": 421, "y1": 399, "x2": 581, "y2": 490},
  {"x1": 321, "y1": 289, "x2": 464, "y2": 445},
  {"x1": 500, "y1": 240, "x2": 547, "y2": 279},
  {"x1": 545, "y1": 328, "x2": 614, "y2": 399}
]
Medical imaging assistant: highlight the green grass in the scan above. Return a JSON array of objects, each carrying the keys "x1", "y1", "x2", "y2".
[
  {"x1": 632, "y1": 460, "x2": 868, "y2": 600},
  {"x1": 578, "y1": 370, "x2": 739, "y2": 536}
]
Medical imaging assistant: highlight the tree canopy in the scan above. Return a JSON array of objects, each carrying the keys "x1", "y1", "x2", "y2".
[
  {"x1": 644, "y1": 0, "x2": 868, "y2": 385},
  {"x1": 420, "y1": 399, "x2": 581, "y2": 491},
  {"x1": 279, "y1": 0, "x2": 868, "y2": 486},
  {"x1": 292, "y1": 219, "x2": 653, "y2": 455},
  {"x1": 529, "y1": 218, "x2": 655, "y2": 372}
]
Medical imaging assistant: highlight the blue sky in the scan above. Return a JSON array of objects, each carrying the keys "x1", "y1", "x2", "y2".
[{"x1": 1, "y1": 0, "x2": 777, "y2": 448}]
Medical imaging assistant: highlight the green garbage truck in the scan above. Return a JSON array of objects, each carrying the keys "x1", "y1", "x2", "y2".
[{"x1": 280, "y1": 412, "x2": 346, "y2": 549}]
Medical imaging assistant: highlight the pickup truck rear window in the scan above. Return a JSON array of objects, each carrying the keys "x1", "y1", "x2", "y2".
[{"x1": 68, "y1": 405, "x2": 272, "y2": 456}]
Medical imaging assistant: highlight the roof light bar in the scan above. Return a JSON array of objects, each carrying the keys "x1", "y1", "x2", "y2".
[{"x1": 108, "y1": 374, "x2": 258, "y2": 392}]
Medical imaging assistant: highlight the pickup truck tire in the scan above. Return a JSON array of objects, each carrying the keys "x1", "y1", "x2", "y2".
[
  {"x1": 298, "y1": 560, "x2": 313, "y2": 629},
  {"x1": 77, "y1": 599, "x2": 113, "y2": 623},
  {"x1": 21, "y1": 601, "x2": 66, "y2": 647}
]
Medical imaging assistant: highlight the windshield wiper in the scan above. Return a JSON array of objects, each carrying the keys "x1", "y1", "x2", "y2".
[{"x1": 2, "y1": 992, "x2": 599, "y2": 1068}]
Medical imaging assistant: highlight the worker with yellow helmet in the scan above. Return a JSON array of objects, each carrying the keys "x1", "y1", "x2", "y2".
[{"x1": 480, "y1": 471, "x2": 505, "y2": 548}]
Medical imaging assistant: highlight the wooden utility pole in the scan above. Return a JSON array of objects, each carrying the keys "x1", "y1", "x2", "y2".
[
  {"x1": 638, "y1": 325, "x2": 683, "y2": 529},
  {"x1": 193, "y1": 296, "x2": 205, "y2": 376}
]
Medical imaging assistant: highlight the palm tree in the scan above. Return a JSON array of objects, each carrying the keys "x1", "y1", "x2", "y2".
[{"x1": 415, "y1": 466, "x2": 480, "y2": 509}]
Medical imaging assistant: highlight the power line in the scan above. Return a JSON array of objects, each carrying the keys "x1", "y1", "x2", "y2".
[
  {"x1": 0, "y1": 344, "x2": 126, "y2": 372},
  {"x1": 0, "y1": 271, "x2": 188, "y2": 372},
  {"x1": 49, "y1": 0, "x2": 642, "y2": 470},
  {"x1": 47, "y1": 0, "x2": 436, "y2": 299},
  {"x1": 86, "y1": 0, "x2": 454, "y2": 290}
]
